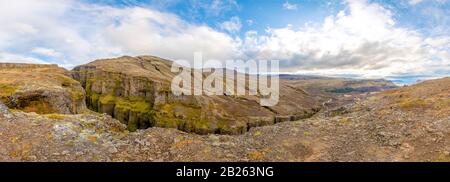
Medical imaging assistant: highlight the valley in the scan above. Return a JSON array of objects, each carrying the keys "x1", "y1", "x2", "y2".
[{"x1": 0, "y1": 56, "x2": 448, "y2": 162}]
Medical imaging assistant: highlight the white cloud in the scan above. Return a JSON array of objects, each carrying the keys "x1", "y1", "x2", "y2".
[
  {"x1": 0, "y1": 0, "x2": 240, "y2": 68},
  {"x1": 247, "y1": 19, "x2": 254, "y2": 26},
  {"x1": 408, "y1": 0, "x2": 424, "y2": 5},
  {"x1": 0, "y1": 0, "x2": 448, "y2": 79},
  {"x1": 283, "y1": 1, "x2": 298, "y2": 10},
  {"x1": 219, "y1": 16, "x2": 242, "y2": 33},
  {"x1": 407, "y1": 0, "x2": 449, "y2": 5},
  {"x1": 101, "y1": 7, "x2": 240, "y2": 62},
  {"x1": 0, "y1": 52, "x2": 49, "y2": 64},
  {"x1": 242, "y1": 0, "x2": 450, "y2": 78},
  {"x1": 190, "y1": 0, "x2": 239, "y2": 17}
]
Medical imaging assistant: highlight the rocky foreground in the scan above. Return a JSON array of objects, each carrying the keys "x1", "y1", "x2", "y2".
[{"x1": 0, "y1": 58, "x2": 448, "y2": 162}]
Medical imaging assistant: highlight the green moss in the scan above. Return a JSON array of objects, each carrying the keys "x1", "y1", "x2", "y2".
[
  {"x1": 85, "y1": 79, "x2": 93, "y2": 94},
  {"x1": 70, "y1": 90, "x2": 84, "y2": 101},
  {"x1": 153, "y1": 104, "x2": 183, "y2": 128},
  {"x1": 82, "y1": 74, "x2": 217, "y2": 134},
  {"x1": 152, "y1": 103, "x2": 213, "y2": 133},
  {"x1": 115, "y1": 97, "x2": 151, "y2": 112},
  {"x1": 215, "y1": 118, "x2": 245, "y2": 134},
  {"x1": 8, "y1": 108, "x2": 21, "y2": 113},
  {"x1": 79, "y1": 119, "x2": 97, "y2": 128},
  {"x1": 88, "y1": 93, "x2": 100, "y2": 111},
  {"x1": 91, "y1": 92, "x2": 99, "y2": 101},
  {"x1": 99, "y1": 94, "x2": 116, "y2": 104},
  {"x1": 56, "y1": 75, "x2": 79, "y2": 87},
  {"x1": 88, "y1": 92, "x2": 154, "y2": 131}
]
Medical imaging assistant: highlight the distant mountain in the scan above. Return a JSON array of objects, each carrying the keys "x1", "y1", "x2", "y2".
[
  {"x1": 278, "y1": 74, "x2": 331, "y2": 80},
  {"x1": 281, "y1": 75, "x2": 397, "y2": 95}
]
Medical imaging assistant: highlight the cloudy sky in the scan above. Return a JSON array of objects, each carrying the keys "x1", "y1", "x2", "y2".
[{"x1": 0, "y1": 0, "x2": 449, "y2": 84}]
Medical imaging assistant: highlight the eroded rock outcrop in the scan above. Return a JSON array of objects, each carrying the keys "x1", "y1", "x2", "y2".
[
  {"x1": 0, "y1": 63, "x2": 86, "y2": 114},
  {"x1": 72, "y1": 56, "x2": 322, "y2": 134}
]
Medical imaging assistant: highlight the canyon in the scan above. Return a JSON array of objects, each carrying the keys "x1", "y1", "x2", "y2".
[
  {"x1": 1, "y1": 55, "x2": 448, "y2": 162},
  {"x1": 71, "y1": 56, "x2": 324, "y2": 134}
]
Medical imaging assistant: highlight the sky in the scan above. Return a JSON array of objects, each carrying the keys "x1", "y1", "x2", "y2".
[{"x1": 0, "y1": 0, "x2": 449, "y2": 84}]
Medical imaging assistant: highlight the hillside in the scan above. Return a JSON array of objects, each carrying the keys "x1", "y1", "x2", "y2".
[
  {"x1": 284, "y1": 76, "x2": 397, "y2": 95},
  {"x1": 0, "y1": 57, "x2": 447, "y2": 161},
  {"x1": 0, "y1": 76, "x2": 448, "y2": 161},
  {"x1": 72, "y1": 56, "x2": 322, "y2": 134},
  {"x1": 0, "y1": 63, "x2": 86, "y2": 114}
]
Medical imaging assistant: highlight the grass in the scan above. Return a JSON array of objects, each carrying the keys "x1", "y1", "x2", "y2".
[
  {"x1": 8, "y1": 108, "x2": 21, "y2": 113},
  {"x1": 434, "y1": 152, "x2": 450, "y2": 162},
  {"x1": 56, "y1": 75, "x2": 80, "y2": 87},
  {"x1": 328, "y1": 87, "x2": 355, "y2": 93},
  {"x1": 248, "y1": 151, "x2": 265, "y2": 161},
  {"x1": 99, "y1": 94, "x2": 116, "y2": 104},
  {"x1": 399, "y1": 98, "x2": 428, "y2": 109},
  {"x1": 434, "y1": 98, "x2": 450, "y2": 109},
  {"x1": 115, "y1": 96, "x2": 151, "y2": 113},
  {"x1": 0, "y1": 85, "x2": 17, "y2": 97}
]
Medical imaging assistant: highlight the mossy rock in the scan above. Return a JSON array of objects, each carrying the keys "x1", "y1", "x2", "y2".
[
  {"x1": 87, "y1": 93, "x2": 155, "y2": 131},
  {"x1": 0, "y1": 84, "x2": 17, "y2": 97}
]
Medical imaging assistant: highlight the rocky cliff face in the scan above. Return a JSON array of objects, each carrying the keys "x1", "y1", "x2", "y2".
[
  {"x1": 0, "y1": 77, "x2": 448, "y2": 162},
  {"x1": 0, "y1": 63, "x2": 86, "y2": 114},
  {"x1": 72, "y1": 56, "x2": 322, "y2": 134}
]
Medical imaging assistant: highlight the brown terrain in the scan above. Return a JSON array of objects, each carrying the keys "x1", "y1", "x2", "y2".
[
  {"x1": 72, "y1": 56, "x2": 322, "y2": 134},
  {"x1": 0, "y1": 56, "x2": 448, "y2": 162},
  {"x1": 0, "y1": 64, "x2": 86, "y2": 114}
]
